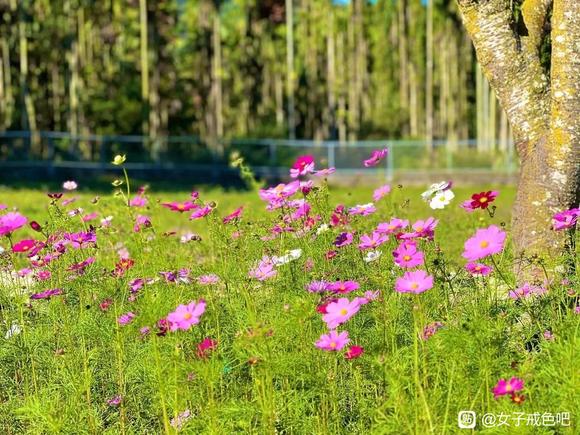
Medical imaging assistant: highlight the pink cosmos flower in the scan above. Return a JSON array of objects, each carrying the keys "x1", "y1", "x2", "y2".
[
  {"x1": 508, "y1": 283, "x2": 547, "y2": 299},
  {"x1": 323, "y1": 297, "x2": 362, "y2": 329},
  {"x1": 30, "y1": 288, "x2": 63, "y2": 300},
  {"x1": 198, "y1": 274, "x2": 220, "y2": 285},
  {"x1": 460, "y1": 200, "x2": 477, "y2": 213},
  {"x1": 465, "y1": 262, "x2": 493, "y2": 276},
  {"x1": 395, "y1": 270, "x2": 434, "y2": 294},
  {"x1": 162, "y1": 201, "x2": 198, "y2": 213},
  {"x1": 259, "y1": 181, "x2": 301, "y2": 206},
  {"x1": 129, "y1": 195, "x2": 148, "y2": 207},
  {"x1": 373, "y1": 184, "x2": 391, "y2": 202},
  {"x1": 35, "y1": 270, "x2": 52, "y2": 281},
  {"x1": 329, "y1": 280, "x2": 360, "y2": 294},
  {"x1": 401, "y1": 217, "x2": 439, "y2": 240},
  {"x1": 117, "y1": 312, "x2": 136, "y2": 326},
  {"x1": 393, "y1": 241, "x2": 424, "y2": 268},
  {"x1": 62, "y1": 197, "x2": 77, "y2": 207},
  {"x1": 358, "y1": 232, "x2": 388, "y2": 250},
  {"x1": 493, "y1": 377, "x2": 524, "y2": 399},
  {"x1": 82, "y1": 212, "x2": 98, "y2": 222},
  {"x1": 307, "y1": 280, "x2": 332, "y2": 293},
  {"x1": 345, "y1": 345, "x2": 364, "y2": 360},
  {"x1": 363, "y1": 148, "x2": 388, "y2": 167},
  {"x1": 133, "y1": 215, "x2": 152, "y2": 232},
  {"x1": 313, "y1": 167, "x2": 336, "y2": 177},
  {"x1": 223, "y1": 206, "x2": 244, "y2": 224},
  {"x1": 12, "y1": 239, "x2": 42, "y2": 254},
  {"x1": 190, "y1": 205, "x2": 213, "y2": 220},
  {"x1": 290, "y1": 155, "x2": 315, "y2": 178},
  {"x1": 249, "y1": 257, "x2": 277, "y2": 281},
  {"x1": 62, "y1": 180, "x2": 78, "y2": 191},
  {"x1": 348, "y1": 203, "x2": 376, "y2": 216},
  {"x1": 0, "y1": 212, "x2": 27, "y2": 237},
  {"x1": 376, "y1": 218, "x2": 409, "y2": 235},
  {"x1": 167, "y1": 300, "x2": 206, "y2": 331},
  {"x1": 64, "y1": 231, "x2": 96, "y2": 249},
  {"x1": 552, "y1": 208, "x2": 579, "y2": 230},
  {"x1": 462, "y1": 225, "x2": 506, "y2": 261},
  {"x1": 315, "y1": 330, "x2": 350, "y2": 351},
  {"x1": 67, "y1": 257, "x2": 95, "y2": 274},
  {"x1": 334, "y1": 232, "x2": 353, "y2": 247},
  {"x1": 107, "y1": 395, "x2": 122, "y2": 406}
]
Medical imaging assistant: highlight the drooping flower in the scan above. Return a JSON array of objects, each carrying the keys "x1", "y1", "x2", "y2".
[
  {"x1": 345, "y1": 345, "x2": 364, "y2": 360},
  {"x1": 249, "y1": 256, "x2": 277, "y2": 281},
  {"x1": 329, "y1": 280, "x2": 360, "y2": 294},
  {"x1": 133, "y1": 215, "x2": 152, "y2": 232},
  {"x1": 313, "y1": 167, "x2": 336, "y2": 177},
  {"x1": 364, "y1": 250, "x2": 382, "y2": 263},
  {"x1": 82, "y1": 212, "x2": 98, "y2": 222},
  {"x1": 62, "y1": 180, "x2": 78, "y2": 191},
  {"x1": 465, "y1": 262, "x2": 493, "y2": 276},
  {"x1": 462, "y1": 225, "x2": 506, "y2": 261},
  {"x1": 30, "y1": 288, "x2": 63, "y2": 300},
  {"x1": 167, "y1": 300, "x2": 206, "y2": 331},
  {"x1": 348, "y1": 203, "x2": 376, "y2": 216},
  {"x1": 259, "y1": 181, "x2": 301, "y2": 207},
  {"x1": 198, "y1": 274, "x2": 220, "y2": 285},
  {"x1": 315, "y1": 330, "x2": 350, "y2": 351},
  {"x1": 373, "y1": 184, "x2": 391, "y2": 202},
  {"x1": 0, "y1": 212, "x2": 27, "y2": 237},
  {"x1": 358, "y1": 232, "x2": 388, "y2": 250},
  {"x1": 112, "y1": 154, "x2": 126, "y2": 165},
  {"x1": 469, "y1": 191, "x2": 499, "y2": 210},
  {"x1": 395, "y1": 270, "x2": 434, "y2": 294},
  {"x1": 189, "y1": 204, "x2": 213, "y2": 220},
  {"x1": 363, "y1": 148, "x2": 388, "y2": 167},
  {"x1": 162, "y1": 201, "x2": 198, "y2": 213},
  {"x1": 334, "y1": 232, "x2": 353, "y2": 247},
  {"x1": 196, "y1": 337, "x2": 218, "y2": 358},
  {"x1": 508, "y1": 283, "x2": 547, "y2": 299},
  {"x1": 322, "y1": 298, "x2": 362, "y2": 329},
  {"x1": 67, "y1": 257, "x2": 96, "y2": 274},
  {"x1": 429, "y1": 189, "x2": 455, "y2": 210},
  {"x1": 492, "y1": 377, "x2": 524, "y2": 399},
  {"x1": 393, "y1": 241, "x2": 424, "y2": 268},
  {"x1": 290, "y1": 155, "x2": 316, "y2": 178},
  {"x1": 223, "y1": 206, "x2": 244, "y2": 224},
  {"x1": 117, "y1": 312, "x2": 136, "y2": 326},
  {"x1": 552, "y1": 208, "x2": 580, "y2": 230}
]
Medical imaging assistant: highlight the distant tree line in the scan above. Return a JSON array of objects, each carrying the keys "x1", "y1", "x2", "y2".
[{"x1": 0, "y1": 0, "x2": 511, "y2": 154}]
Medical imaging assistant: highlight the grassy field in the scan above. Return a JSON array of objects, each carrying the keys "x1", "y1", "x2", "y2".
[{"x1": 0, "y1": 177, "x2": 577, "y2": 434}]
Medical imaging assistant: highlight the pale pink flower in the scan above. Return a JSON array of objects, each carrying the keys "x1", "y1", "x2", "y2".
[{"x1": 167, "y1": 300, "x2": 206, "y2": 331}]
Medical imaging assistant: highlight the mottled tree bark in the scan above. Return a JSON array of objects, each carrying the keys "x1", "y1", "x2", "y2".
[{"x1": 457, "y1": 0, "x2": 580, "y2": 279}]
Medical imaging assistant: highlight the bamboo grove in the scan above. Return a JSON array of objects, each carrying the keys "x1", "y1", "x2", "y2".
[{"x1": 0, "y1": 0, "x2": 512, "y2": 154}]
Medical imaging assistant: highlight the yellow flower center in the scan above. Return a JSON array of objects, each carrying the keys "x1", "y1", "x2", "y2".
[
  {"x1": 330, "y1": 341, "x2": 337, "y2": 348},
  {"x1": 480, "y1": 240, "x2": 489, "y2": 248},
  {"x1": 403, "y1": 255, "x2": 411, "y2": 261},
  {"x1": 183, "y1": 313, "x2": 192, "y2": 320},
  {"x1": 480, "y1": 197, "x2": 488, "y2": 203},
  {"x1": 416, "y1": 226, "x2": 423, "y2": 232},
  {"x1": 505, "y1": 384, "x2": 512, "y2": 392},
  {"x1": 340, "y1": 309, "x2": 348, "y2": 316},
  {"x1": 177, "y1": 204, "x2": 185, "y2": 210},
  {"x1": 410, "y1": 282, "x2": 419, "y2": 290}
]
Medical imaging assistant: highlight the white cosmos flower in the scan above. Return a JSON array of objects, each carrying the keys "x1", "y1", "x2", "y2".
[
  {"x1": 364, "y1": 250, "x2": 382, "y2": 263},
  {"x1": 5, "y1": 322, "x2": 22, "y2": 339},
  {"x1": 62, "y1": 180, "x2": 78, "y2": 191},
  {"x1": 421, "y1": 181, "x2": 452, "y2": 201},
  {"x1": 272, "y1": 249, "x2": 302, "y2": 266},
  {"x1": 429, "y1": 189, "x2": 455, "y2": 209},
  {"x1": 316, "y1": 224, "x2": 329, "y2": 235}
]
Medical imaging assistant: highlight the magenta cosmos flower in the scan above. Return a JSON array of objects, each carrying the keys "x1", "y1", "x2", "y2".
[
  {"x1": 373, "y1": 184, "x2": 391, "y2": 202},
  {"x1": 223, "y1": 206, "x2": 243, "y2": 224},
  {"x1": 552, "y1": 207, "x2": 579, "y2": 230},
  {"x1": 190, "y1": 205, "x2": 213, "y2": 220},
  {"x1": 323, "y1": 297, "x2": 362, "y2": 329},
  {"x1": 167, "y1": 300, "x2": 206, "y2": 331},
  {"x1": 334, "y1": 232, "x2": 353, "y2": 247},
  {"x1": 363, "y1": 148, "x2": 388, "y2": 167},
  {"x1": 162, "y1": 201, "x2": 198, "y2": 213},
  {"x1": 462, "y1": 225, "x2": 506, "y2": 261},
  {"x1": 64, "y1": 231, "x2": 96, "y2": 249},
  {"x1": 259, "y1": 181, "x2": 301, "y2": 206},
  {"x1": 0, "y1": 212, "x2": 27, "y2": 237},
  {"x1": 492, "y1": 377, "x2": 524, "y2": 399},
  {"x1": 358, "y1": 232, "x2": 388, "y2": 250},
  {"x1": 344, "y1": 345, "x2": 364, "y2": 360},
  {"x1": 12, "y1": 239, "x2": 43, "y2": 254},
  {"x1": 329, "y1": 280, "x2": 360, "y2": 294},
  {"x1": 315, "y1": 330, "x2": 350, "y2": 351},
  {"x1": 290, "y1": 155, "x2": 315, "y2": 178},
  {"x1": 395, "y1": 270, "x2": 434, "y2": 294},
  {"x1": 30, "y1": 288, "x2": 63, "y2": 300},
  {"x1": 465, "y1": 262, "x2": 493, "y2": 276},
  {"x1": 393, "y1": 241, "x2": 424, "y2": 268},
  {"x1": 118, "y1": 312, "x2": 136, "y2": 326}
]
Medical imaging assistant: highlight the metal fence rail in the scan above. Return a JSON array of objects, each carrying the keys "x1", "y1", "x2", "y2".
[{"x1": 0, "y1": 131, "x2": 517, "y2": 183}]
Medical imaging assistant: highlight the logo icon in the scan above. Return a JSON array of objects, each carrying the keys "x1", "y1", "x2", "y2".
[{"x1": 458, "y1": 411, "x2": 477, "y2": 429}]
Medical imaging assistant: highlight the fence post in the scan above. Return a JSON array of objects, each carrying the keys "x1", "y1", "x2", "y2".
[
  {"x1": 387, "y1": 142, "x2": 394, "y2": 182},
  {"x1": 327, "y1": 141, "x2": 335, "y2": 168}
]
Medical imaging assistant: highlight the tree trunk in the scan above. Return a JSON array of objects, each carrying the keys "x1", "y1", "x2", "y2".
[{"x1": 457, "y1": 0, "x2": 580, "y2": 279}]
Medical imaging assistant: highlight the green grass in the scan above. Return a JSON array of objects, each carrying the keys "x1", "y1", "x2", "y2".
[{"x1": 0, "y1": 181, "x2": 577, "y2": 434}]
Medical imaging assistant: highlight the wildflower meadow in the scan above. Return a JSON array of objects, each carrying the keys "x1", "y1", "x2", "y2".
[{"x1": 0, "y1": 152, "x2": 578, "y2": 434}]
